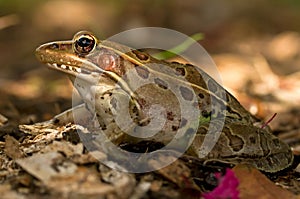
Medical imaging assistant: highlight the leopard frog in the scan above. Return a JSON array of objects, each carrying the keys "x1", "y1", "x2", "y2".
[{"x1": 35, "y1": 31, "x2": 293, "y2": 172}]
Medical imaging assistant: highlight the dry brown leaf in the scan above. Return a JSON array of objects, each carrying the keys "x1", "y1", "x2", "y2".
[
  {"x1": 233, "y1": 164, "x2": 296, "y2": 199},
  {"x1": 41, "y1": 140, "x2": 84, "y2": 157},
  {"x1": 4, "y1": 135, "x2": 24, "y2": 159},
  {"x1": 16, "y1": 152, "x2": 77, "y2": 183},
  {"x1": 47, "y1": 167, "x2": 116, "y2": 198},
  {"x1": 151, "y1": 154, "x2": 199, "y2": 191}
]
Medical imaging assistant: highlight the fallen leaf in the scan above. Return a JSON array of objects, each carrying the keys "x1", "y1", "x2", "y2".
[
  {"x1": 5, "y1": 135, "x2": 24, "y2": 159},
  {"x1": 16, "y1": 152, "x2": 77, "y2": 183},
  {"x1": 233, "y1": 164, "x2": 296, "y2": 199}
]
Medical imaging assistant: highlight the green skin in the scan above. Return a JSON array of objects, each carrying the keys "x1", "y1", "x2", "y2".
[{"x1": 36, "y1": 31, "x2": 293, "y2": 172}]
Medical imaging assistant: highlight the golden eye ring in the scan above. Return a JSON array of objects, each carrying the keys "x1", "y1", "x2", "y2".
[{"x1": 73, "y1": 31, "x2": 97, "y2": 56}]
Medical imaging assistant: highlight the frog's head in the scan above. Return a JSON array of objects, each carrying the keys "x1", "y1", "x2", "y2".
[{"x1": 35, "y1": 31, "x2": 158, "y2": 128}]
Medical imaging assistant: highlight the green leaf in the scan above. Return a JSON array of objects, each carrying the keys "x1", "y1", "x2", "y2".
[{"x1": 153, "y1": 33, "x2": 204, "y2": 60}]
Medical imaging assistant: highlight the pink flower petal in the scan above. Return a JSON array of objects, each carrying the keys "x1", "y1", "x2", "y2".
[{"x1": 202, "y1": 168, "x2": 239, "y2": 199}]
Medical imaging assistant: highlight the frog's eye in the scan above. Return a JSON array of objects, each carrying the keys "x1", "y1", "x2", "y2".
[{"x1": 73, "y1": 31, "x2": 96, "y2": 56}]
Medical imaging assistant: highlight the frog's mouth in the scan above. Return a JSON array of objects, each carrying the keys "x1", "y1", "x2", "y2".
[
  {"x1": 44, "y1": 57, "x2": 137, "y2": 101},
  {"x1": 46, "y1": 62, "x2": 92, "y2": 75},
  {"x1": 46, "y1": 61, "x2": 122, "y2": 90}
]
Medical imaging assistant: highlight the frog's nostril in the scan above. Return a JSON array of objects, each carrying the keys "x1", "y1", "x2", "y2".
[{"x1": 49, "y1": 43, "x2": 59, "y2": 49}]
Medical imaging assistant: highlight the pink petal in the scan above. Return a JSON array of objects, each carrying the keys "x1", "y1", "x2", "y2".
[{"x1": 202, "y1": 168, "x2": 239, "y2": 199}]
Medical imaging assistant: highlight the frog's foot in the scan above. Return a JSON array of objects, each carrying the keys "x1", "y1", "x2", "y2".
[{"x1": 18, "y1": 104, "x2": 93, "y2": 135}]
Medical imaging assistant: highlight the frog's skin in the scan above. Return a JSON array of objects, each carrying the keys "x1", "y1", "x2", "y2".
[{"x1": 35, "y1": 31, "x2": 293, "y2": 172}]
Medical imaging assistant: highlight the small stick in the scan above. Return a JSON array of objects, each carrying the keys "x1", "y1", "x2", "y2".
[{"x1": 261, "y1": 113, "x2": 277, "y2": 129}]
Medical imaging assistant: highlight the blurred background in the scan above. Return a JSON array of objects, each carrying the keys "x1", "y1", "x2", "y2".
[{"x1": 0, "y1": 0, "x2": 300, "y2": 124}]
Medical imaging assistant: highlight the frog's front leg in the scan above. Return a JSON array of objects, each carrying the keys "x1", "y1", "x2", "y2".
[{"x1": 50, "y1": 104, "x2": 93, "y2": 126}]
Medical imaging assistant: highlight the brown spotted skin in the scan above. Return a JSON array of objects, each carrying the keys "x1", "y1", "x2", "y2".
[{"x1": 36, "y1": 31, "x2": 293, "y2": 172}]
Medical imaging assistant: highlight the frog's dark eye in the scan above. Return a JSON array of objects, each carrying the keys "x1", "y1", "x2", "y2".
[{"x1": 73, "y1": 31, "x2": 96, "y2": 56}]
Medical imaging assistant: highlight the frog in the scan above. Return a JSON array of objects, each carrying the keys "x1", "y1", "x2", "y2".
[{"x1": 35, "y1": 31, "x2": 293, "y2": 173}]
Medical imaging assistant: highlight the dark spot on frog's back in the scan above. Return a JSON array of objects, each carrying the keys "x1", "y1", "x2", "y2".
[
  {"x1": 201, "y1": 110, "x2": 211, "y2": 118},
  {"x1": 249, "y1": 136, "x2": 256, "y2": 144},
  {"x1": 154, "y1": 78, "x2": 168, "y2": 89},
  {"x1": 179, "y1": 86, "x2": 194, "y2": 101},
  {"x1": 180, "y1": 118, "x2": 187, "y2": 128},
  {"x1": 185, "y1": 128, "x2": 195, "y2": 138},
  {"x1": 175, "y1": 66, "x2": 186, "y2": 76},
  {"x1": 172, "y1": 125, "x2": 179, "y2": 131},
  {"x1": 207, "y1": 79, "x2": 218, "y2": 93},
  {"x1": 185, "y1": 63, "x2": 194, "y2": 67},
  {"x1": 198, "y1": 93, "x2": 205, "y2": 99},
  {"x1": 167, "y1": 111, "x2": 175, "y2": 121},
  {"x1": 132, "y1": 50, "x2": 149, "y2": 61},
  {"x1": 135, "y1": 66, "x2": 150, "y2": 79}
]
